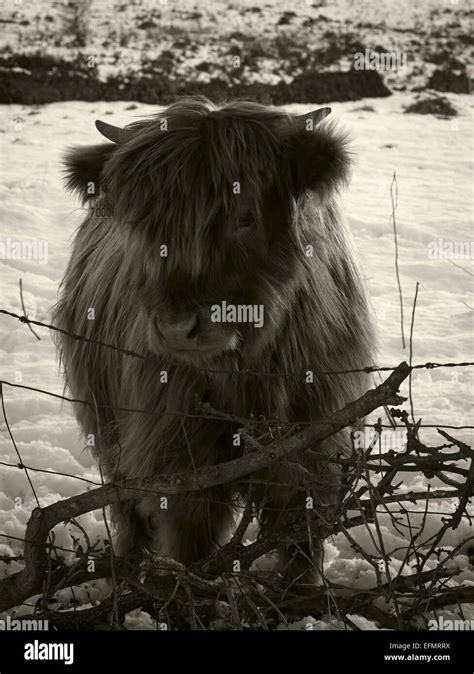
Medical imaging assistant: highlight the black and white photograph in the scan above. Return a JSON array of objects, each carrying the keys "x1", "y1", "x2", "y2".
[{"x1": 0, "y1": 0, "x2": 472, "y2": 668}]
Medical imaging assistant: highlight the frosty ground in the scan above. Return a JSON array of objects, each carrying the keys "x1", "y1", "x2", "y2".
[{"x1": 0, "y1": 93, "x2": 472, "y2": 627}]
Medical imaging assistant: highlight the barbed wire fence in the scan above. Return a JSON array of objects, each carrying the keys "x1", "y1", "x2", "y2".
[{"x1": 0, "y1": 301, "x2": 473, "y2": 630}]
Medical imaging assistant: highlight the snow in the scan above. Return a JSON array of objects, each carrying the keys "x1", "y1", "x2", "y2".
[{"x1": 0, "y1": 92, "x2": 473, "y2": 623}]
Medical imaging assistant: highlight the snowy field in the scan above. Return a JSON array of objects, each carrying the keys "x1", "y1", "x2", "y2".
[{"x1": 0, "y1": 93, "x2": 473, "y2": 626}]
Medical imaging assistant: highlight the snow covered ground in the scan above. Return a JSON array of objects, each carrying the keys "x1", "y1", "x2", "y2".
[{"x1": 0, "y1": 93, "x2": 473, "y2": 625}]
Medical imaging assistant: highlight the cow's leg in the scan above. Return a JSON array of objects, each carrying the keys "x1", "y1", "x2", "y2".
[
  {"x1": 256, "y1": 437, "x2": 346, "y2": 588},
  {"x1": 258, "y1": 494, "x2": 324, "y2": 588},
  {"x1": 109, "y1": 499, "x2": 152, "y2": 559},
  {"x1": 136, "y1": 487, "x2": 234, "y2": 565}
]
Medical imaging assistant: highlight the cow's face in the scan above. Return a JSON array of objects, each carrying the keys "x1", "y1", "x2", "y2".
[{"x1": 64, "y1": 98, "x2": 350, "y2": 365}]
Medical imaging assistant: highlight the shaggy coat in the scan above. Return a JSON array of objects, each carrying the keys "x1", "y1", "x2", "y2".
[{"x1": 54, "y1": 97, "x2": 375, "y2": 573}]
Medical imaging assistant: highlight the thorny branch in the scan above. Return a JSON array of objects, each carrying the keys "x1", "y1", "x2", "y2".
[{"x1": 0, "y1": 360, "x2": 473, "y2": 629}]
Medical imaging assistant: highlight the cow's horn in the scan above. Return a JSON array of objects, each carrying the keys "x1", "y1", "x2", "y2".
[
  {"x1": 294, "y1": 107, "x2": 331, "y2": 130},
  {"x1": 95, "y1": 120, "x2": 132, "y2": 144}
]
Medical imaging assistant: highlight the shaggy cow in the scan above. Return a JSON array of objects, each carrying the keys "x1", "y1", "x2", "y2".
[{"x1": 54, "y1": 96, "x2": 375, "y2": 581}]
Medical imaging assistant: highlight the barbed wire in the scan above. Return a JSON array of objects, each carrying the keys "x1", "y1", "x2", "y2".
[
  {"x1": 1, "y1": 378, "x2": 473, "y2": 430},
  {"x1": 0, "y1": 325, "x2": 472, "y2": 625},
  {"x1": 1, "y1": 308, "x2": 473, "y2": 379},
  {"x1": 0, "y1": 370, "x2": 472, "y2": 537},
  {"x1": 1, "y1": 302, "x2": 472, "y2": 552}
]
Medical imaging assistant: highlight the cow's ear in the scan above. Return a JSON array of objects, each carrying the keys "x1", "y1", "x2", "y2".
[
  {"x1": 288, "y1": 114, "x2": 351, "y2": 200},
  {"x1": 63, "y1": 144, "x2": 116, "y2": 204}
]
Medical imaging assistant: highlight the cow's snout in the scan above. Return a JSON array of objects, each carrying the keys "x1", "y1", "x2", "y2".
[{"x1": 156, "y1": 312, "x2": 200, "y2": 349}]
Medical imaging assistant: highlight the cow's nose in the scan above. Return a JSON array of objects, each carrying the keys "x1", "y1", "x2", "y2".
[{"x1": 157, "y1": 313, "x2": 200, "y2": 348}]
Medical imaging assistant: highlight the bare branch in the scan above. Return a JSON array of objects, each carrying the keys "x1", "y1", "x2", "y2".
[{"x1": 0, "y1": 363, "x2": 410, "y2": 612}]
